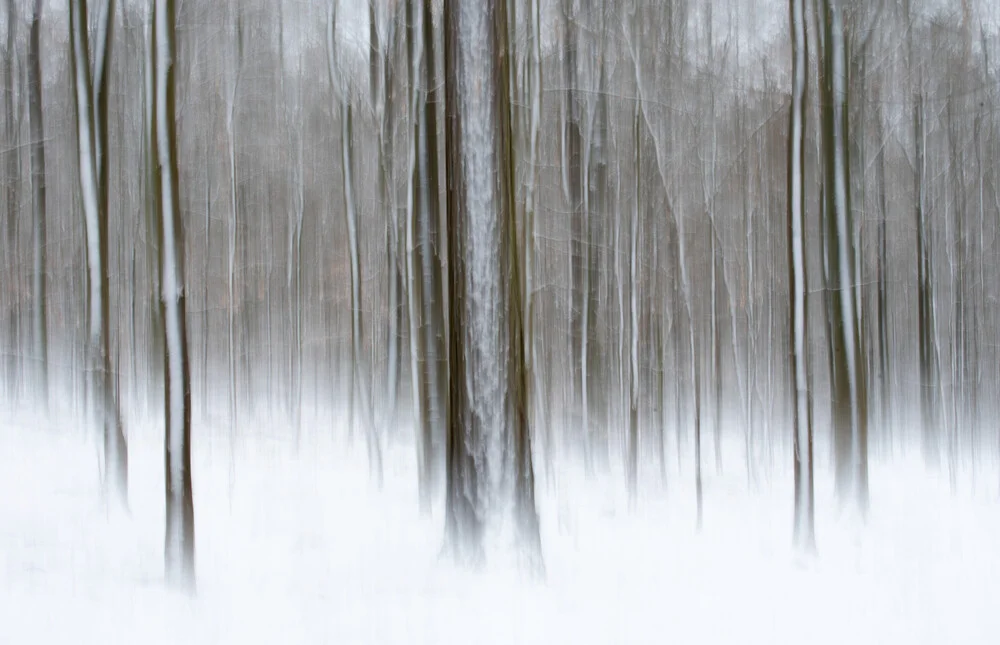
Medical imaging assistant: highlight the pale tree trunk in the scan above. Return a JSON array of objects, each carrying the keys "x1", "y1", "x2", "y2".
[
  {"x1": 226, "y1": 12, "x2": 242, "y2": 438},
  {"x1": 371, "y1": 0, "x2": 401, "y2": 439},
  {"x1": 740, "y1": 97, "x2": 756, "y2": 483},
  {"x1": 789, "y1": 0, "x2": 815, "y2": 552},
  {"x1": 328, "y1": 3, "x2": 382, "y2": 484},
  {"x1": 626, "y1": 99, "x2": 641, "y2": 508},
  {"x1": 201, "y1": 149, "x2": 210, "y2": 418},
  {"x1": 405, "y1": 0, "x2": 427, "y2": 509},
  {"x1": 702, "y1": 4, "x2": 723, "y2": 473},
  {"x1": 141, "y1": 4, "x2": 163, "y2": 418},
  {"x1": 560, "y1": 0, "x2": 591, "y2": 471},
  {"x1": 523, "y1": 0, "x2": 545, "y2": 479},
  {"x1": 154, "y1": 0, "x2": 195, "y2": 590},
  {"x1": 70, "y1": 0, "x2": 127, "y2": 508},
  {"x1": 289, "y1": 79, "x2": 305, "y2": 439}
]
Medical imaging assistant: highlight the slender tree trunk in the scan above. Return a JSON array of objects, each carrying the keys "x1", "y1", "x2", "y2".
[
  {"x1": 406, "y1": 0, "x2": 429, "y2": 511},
  {"x1": 790, "y1": 0, "x2": 815, "y2": 552},
  {"x1": 523, "y1": 0, "x2": 544, "y2": 479},
  {"x1": 71, "y1": 0, "x2": 127, "y2": 507},
  {"x1": 4, "y1": 0, "x2": 18, "y2": 401},
  {"x1": 154, "y1": 0, "x2": 195, "y2": 589},
  {"x1": 202, "y1": 150, "x2": 210, "y2": 418},
  {"x1": 626, "y1": 99, "x2": 641, "y2": 506},
  {"x1": 560, "y1": 0, "x2": 590, "y2": 471},
  {"x1": 874, "y1": 88, "x2": 890, "y2": 434},
  {"x1": 418, "y1": 0, "x2": 447, "y2": 499},
  {"x1": 226, "y1": 25, "x2": 241, "y2": 438},
  {"x1": 141, "y1": 5, "x2": 163, "y2": 417},
  {"x1": 27, "y1": 0, "x2": 47, "y2": 404},
  {"x1": 372, "y1": 0, "x2": 401, "y2": 439}
]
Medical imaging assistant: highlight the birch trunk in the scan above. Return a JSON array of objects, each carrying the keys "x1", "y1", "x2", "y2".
[{"x1": 154, "y1": 0, "x2": 195, "y2": 589}]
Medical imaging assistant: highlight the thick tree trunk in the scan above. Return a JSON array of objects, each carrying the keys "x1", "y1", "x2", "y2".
[
  {"x1": 442, "y1": 0, "x2": 482, "y2": 564},
  {"x1": 495, "y1": 0, "x2": 543, "y2": 572},
  {"x1": 819, "y1": 0, "x2": 868, "y2": 514}
]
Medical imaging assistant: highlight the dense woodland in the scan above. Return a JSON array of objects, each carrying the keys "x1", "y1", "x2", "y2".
[{"x1": 1, "y1": 0, "x2": 999, "y2": 585}]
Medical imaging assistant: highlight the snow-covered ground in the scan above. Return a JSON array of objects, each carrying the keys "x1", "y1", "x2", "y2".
[{"x1": 2, "y1": 405, "x2": 999, "y2": 645}]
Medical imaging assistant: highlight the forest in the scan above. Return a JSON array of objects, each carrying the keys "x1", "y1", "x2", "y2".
[{"x1": 1, "y1": 0, "x2": 999, "y2": 641}]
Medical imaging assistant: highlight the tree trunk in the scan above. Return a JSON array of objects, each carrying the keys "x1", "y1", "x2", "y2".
[
  {"x1": 495, "y1": 0, "x2": 543, "y2": 572},
  {"x1": 70, "y1": 0, "x2": 127, "y2": 508},
  {"x1": 4, "y1": 0, "x2": 18, "y2": 401},
  {"x1": 789, "y1": 0, "x2": 815, "y2": 552},
  {"x1": 819, "y1": 0, "x2": 868, "y2": 514},
  {"x1": 442, "y1": 0, "x2": 483, "y2": 565},
  {"x1": 27, "y1": 0, "x2": 47, "y2": 404},
  {"x1": 154, "y1": 0, "x2": 195, "y2": 590}
]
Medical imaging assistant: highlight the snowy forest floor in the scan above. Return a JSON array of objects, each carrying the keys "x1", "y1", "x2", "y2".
[{"x1": 2, "y1": 404, "x2": 999, "y2": 645}]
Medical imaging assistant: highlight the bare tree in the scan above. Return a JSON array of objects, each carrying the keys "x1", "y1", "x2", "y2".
[
  {"x1": 495, "y1": 0, "x2": 543, "y2": 572},
  {"x1": 442, "y1": 0, "x2": 482, "y2": 564},
  {"x1": 3, "y1": 0, "x2": 18, "y2": 401},
  {"x1": 70, "y1": 0, "x2": 128, "y2": 507},
  {"x1": 27, "y1": 0, "x2": 47, "y2": 403},
  {"x1": 818, "y1": 0, "x2": 868, "y2": 514},
  {"x1": 789, "y1": 0, "x2": 815, "y2": 552},
  {"x1": 154, "y1": 0, "x2": 195, "y2": 590},
  {"x1": 329, "y1": 0, "x2": 382, "y2": 484}
]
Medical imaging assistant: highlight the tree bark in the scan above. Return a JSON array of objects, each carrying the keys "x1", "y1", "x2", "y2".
[{"x1": 442, "y1": 0, "x2": 483, "y2": 565}]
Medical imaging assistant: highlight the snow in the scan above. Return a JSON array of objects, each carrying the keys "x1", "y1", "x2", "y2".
[{"x1": 2, "y1": 403, "x2": 999, "y2": 645}]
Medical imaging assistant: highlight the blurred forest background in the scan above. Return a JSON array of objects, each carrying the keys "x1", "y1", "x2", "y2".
[{"x1": 1, "y1": 0, "x2": 999, "y2": 581}]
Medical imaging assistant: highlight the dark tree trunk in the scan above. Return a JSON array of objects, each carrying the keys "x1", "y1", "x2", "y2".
[
  {"x1": 27, "y1": 0, "x2": 48, "y2": 403},
  {"x1": 442, "y1": 0, "x2": 483, "y2": 566},
  {"x1": 494, "y1": 0, "x2": 543, "y2": 572}
]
